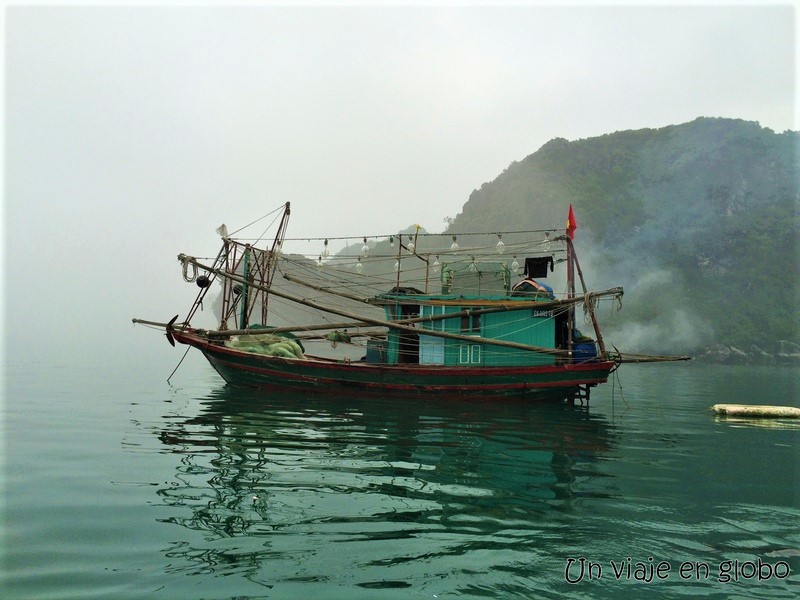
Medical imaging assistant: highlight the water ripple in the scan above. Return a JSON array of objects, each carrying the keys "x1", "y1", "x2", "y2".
[{"x1": 7, "y1": 362, "x2": 798, "y2": 598}]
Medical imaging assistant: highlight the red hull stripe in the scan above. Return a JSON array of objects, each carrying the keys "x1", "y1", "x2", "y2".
[
  {"x1": 208, "y1": 354, "x2": 610, "y2": 391},
  {"x1": 174, "y1": 331, "x2": 614, "y2": 394}
]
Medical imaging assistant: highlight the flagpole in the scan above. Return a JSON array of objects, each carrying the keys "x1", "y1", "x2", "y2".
[
  {"x1": 566, "y1": 234, "x2": 574, "y2": 359},
  {"x1": 566, "y1": 205, "x2": 576, "y2": 360}
]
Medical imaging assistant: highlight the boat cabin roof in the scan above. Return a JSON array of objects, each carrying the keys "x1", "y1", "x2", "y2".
[{"x1": 372, "y1": 255, "x2": 556, "y2": 307}]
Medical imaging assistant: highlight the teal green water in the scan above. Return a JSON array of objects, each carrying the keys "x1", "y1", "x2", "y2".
[{"x1": 3, "y1": 357, "x2": 799, "y2": 598}]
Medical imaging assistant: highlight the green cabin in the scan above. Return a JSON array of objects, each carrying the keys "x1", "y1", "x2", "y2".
[{"x1": 369, "y1": 259, "x2": 567, "y2": 367}]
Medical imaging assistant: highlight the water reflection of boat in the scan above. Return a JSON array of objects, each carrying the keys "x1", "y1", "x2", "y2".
[{"x1": 154, "y1": 385, "x2": 617, "y2": 580}]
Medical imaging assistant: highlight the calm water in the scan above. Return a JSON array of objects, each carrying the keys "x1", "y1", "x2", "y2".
[{"x1": 3, "y1": 355, "x2": 799, "y2": 599}]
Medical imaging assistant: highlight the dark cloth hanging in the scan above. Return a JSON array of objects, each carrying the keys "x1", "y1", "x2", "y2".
[{"x1": 524, "y1": 256, "x2": 554, "y2": 278}]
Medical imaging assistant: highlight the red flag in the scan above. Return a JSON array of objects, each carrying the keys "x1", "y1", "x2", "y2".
[{"x1": 566, "y1": 204, "x2": 577, "y2": 240}]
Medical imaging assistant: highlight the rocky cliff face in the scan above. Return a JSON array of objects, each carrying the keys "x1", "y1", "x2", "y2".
[{"x1": 445, "y1": 117, "x2": 799, "y2": 357}]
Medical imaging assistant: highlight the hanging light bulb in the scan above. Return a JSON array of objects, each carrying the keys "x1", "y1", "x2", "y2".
[
  {"x1": 322, "y1": 239, "x2": 330, "y2": 258},
  {"x1": 450, "y1": 235, "x2": 459, "y2": 252},
  {"x1": 511, "y1": 255, "x2": 520, "y2": 275},
  {"x1": 355, "y1": 257, "x2": 364, "y2": 274},
  {"x1": 407, "y1": 240, "x2": 415, "y2": 254},
  {"x1": 394, "y1": 259, "x2": 401, "y2": 273},
  {"x1": 389, "y1": 235, "x2": 395, "y2": 248},
  {"x1": 468, "y1": 256, "x2": 477, "y2": 272},
  {"x1": 317, "y1": 255, "x2": 323, "y2": 270},
  {"x1": 496, "y1": 234, "x2": 505, "y2": 254},
  {"x1": 274, "y1": 241, "x2": 282, "y2": 256},
  {"x1": 361, "y1": 237, "x2": 369, "y2": 257},
  {"x1": 541, "y1": 232, "x2": 551, "y2": 253},
  {"x1": 432, "y1": 256, "x2": 440, "y2": 274}
]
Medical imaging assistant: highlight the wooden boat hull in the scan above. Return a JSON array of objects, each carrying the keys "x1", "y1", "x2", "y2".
[{"x1": 173, "y1": 330, "x2": 616, "y2": 401}]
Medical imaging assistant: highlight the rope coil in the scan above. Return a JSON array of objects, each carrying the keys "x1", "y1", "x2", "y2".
[
  {"x1": 582, "y1": 292, "x2": 598, "y2": 325},
  {"x1": 179, "y1": 254, "x2": 198, "y2": 283}
]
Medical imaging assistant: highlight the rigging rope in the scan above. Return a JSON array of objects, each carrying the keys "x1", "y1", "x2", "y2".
[
  {"x1": 252, "y1": 211, "x2": 284, "y2": 248},
  {"x1": 228, "y1": 204, "x2": 287, "y2": 236},
  {"x1": 256, "y1": 227, "x2": 563, "y2": 243},
  {"x1": 167, "y1": 345, "x2": 191, "y2": 385}
]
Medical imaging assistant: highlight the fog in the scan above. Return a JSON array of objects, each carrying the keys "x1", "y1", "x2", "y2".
[{"x1": 3, "y1": 3, "x2": 796, "y2": 366}]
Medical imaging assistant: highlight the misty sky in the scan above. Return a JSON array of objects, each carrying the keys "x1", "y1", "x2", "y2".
[{"x1": 3, "y1": 2, "x2": 797, "y2": 363}]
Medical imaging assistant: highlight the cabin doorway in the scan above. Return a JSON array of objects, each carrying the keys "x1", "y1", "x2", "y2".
[
  {"x1": 419, "y1": 305, "x2": 446, "y2": 365},
  {"x1": 397, "y1": 304, "x2": 420, "y2": 364}
]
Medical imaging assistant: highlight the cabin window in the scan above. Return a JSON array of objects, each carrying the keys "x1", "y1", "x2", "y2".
[
  {"x1": 459, "y1": 344, "x2": 481, "y2": 364},
  {"x1": 460, "y1": 313, "x2": 481, "y2": 333}
]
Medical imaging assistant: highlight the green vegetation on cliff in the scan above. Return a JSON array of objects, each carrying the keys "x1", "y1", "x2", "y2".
[{"x1": 447, "y1": 117, "x2": 799, "y2": 354}]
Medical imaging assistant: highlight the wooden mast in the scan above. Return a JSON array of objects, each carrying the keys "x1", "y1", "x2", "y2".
[
  {"x1": 239, "y1": 246, "x2": 250, "y2": 329},
  {"x1": 567, "y1": 237, "x2": 608, "y2": 356},
  {"x1": 261, "y1": 202, "x2": 291, "y2": 324}
]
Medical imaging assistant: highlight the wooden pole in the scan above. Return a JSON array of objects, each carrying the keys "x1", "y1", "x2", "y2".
[
  {"x1": 566, "y1": 234, "x2": 574, "y2": 356},
  {"x1": 395, "y1": 234, "x2": 402, "y2": 289},
  {"x1": 616, "y1": 353, "x2": 691, "y2": 363},
  {"x1": 261, "y1": 201, "x2": 291, "y2": 324},
  {"x1": 283, "y1": 270, "x2": 621, "y2": 317},
  {"x1": 567, "y1": 237, "x2": 608, "y2": 356}
]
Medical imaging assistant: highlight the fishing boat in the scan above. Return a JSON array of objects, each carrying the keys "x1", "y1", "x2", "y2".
[{"x1": 135, "y1": 202, "x2": 682, "y2": 402}]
